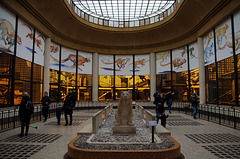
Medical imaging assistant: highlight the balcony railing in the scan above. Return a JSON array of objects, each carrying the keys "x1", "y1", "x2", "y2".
[{"x1": 66, "y1": 0, "x2": 182, "y2": 28}]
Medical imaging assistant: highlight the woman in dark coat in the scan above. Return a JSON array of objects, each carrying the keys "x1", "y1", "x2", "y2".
[
  {"x1": 19, "y1": 92, "x2": 32, "y2": 137},
  {"x1": 156, "y1": 93, "x2": 165, "y2": 124}
]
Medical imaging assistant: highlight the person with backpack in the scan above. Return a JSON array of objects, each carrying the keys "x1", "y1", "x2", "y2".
[
  {"x1": 62, "y1": 90, "x2": 77, "y2": 126},
  {"x1": 189, "y1": 93, "x2": 199, "y2": 119},
  {"x1": 41, "y1": 92, "x2": 51, "y2": 122},
  {"x1": 18, "y1": 92, "x2": 33, "y2": 137}
]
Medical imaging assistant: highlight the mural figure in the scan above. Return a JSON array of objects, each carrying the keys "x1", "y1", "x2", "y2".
[
  {"x1": 50, "y1": 45, "x2": 59, "y2": 53},
  {"x1": 181, "y1": 47, "x2": 187, "y2": 57},
  {"x1": 128, "y1": 58, "x2": 146, "y2": 69},
  {"x1": 50, "y1": 54, "x2": 90, "y2": 71},
  {"x1": 0, "y1": 19, "x2": 21, "y2": 50},
  {"x1": 24, "y1": 24, "x2": 44, "y2": 52},
  {"x1": 189, "y1": 47, "x2": 195, "y2": 58},
  {"x1": 224, "y1": 32, "x2": 240, "y2": 52},
  {"x1": 172, "y1": 58, "x2": 186, "y2": 69},
  {"x1": 204, "y1": 33, "x2": 213, "y2": 47},
  {"x1": 156, "y1": 53, "x2": 170, "y2": 66},
  {"x1": 101, "y1": 58, "x2": 130, "y2": 70},
  {"x1": 215, "y1": 24, "x2": 229, "y2": 50},
  {"x1": 204, "y1": 42, "x2": 214, "y2": 63}
]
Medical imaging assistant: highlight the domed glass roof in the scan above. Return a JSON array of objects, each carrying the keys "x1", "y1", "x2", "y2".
[{"x1": 69, "y1": 0, "x2": 180, "y2": 27}]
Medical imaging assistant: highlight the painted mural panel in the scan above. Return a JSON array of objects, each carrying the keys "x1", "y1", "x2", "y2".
[
  {"x1": 172, "y1": 47, "x2": 188, "y2": 72},
  {"x1": 204, "y1": 30, "x2": 215, "y2": 65},
  {"x1": 134, "y1": 54, "x2": 149, "y2": 75},
  {"x1": 0, "y1": 5, "x2": 17, "y2": 54},
  {"x1": 215, "y1": 17, "x2": 233, "y2": 61},
  {"x1": 16, "y1": 18, "x2": 33, "y2": 62},
  {"x1": 61, "y1": 47, "x2": 77, "y2": 73},
  {"x1": 156, "y1": 51, "x2": 170, "y2": 74},
  {"x1": 189, "y1": 42, "x2": 199, "y2": 70},
  {"x1": 234, "y1": 9, "x2": 240, "y2": 55},
  {"x1": 34, "y1": 31, "x2": 45, "y2": 66},
  {"x1": 99, "y1": 54, "x2": 114, "y2": 75},
  {"x1": 50, "y1": 42, "x2": 60, "y2": 71},
  {"x1": 115, "y1": 55, "x2": 133, "y2": 76},
  {"x1": 78, "y1": 51, "x2": 92, "y2": 74}
]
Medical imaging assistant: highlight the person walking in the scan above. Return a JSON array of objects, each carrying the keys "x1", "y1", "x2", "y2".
[
  {"x1": 189, "y1": 93, "x2": 199, "y2": 119},
  {"x1": 166, "y1": 91, "x2": 175, "y2": 114},
  {"x1": 62, "y1": 91, "x2": 77, "y2": 126},
  {"x1": 18, "y1": 92, "x2": 33, "y2": 137},
  {"x1": 41, "y1": 92, "x2": 51, "y2": 122}
]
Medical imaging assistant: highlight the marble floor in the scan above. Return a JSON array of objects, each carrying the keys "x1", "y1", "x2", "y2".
[{"x1": 0, "y1": 109, "x2": 239, "y2": 159}]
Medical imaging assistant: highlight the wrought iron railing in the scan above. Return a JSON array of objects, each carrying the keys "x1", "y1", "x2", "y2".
[{"x1": 65, "y1": 0, "x2": 182, "y2": 28}]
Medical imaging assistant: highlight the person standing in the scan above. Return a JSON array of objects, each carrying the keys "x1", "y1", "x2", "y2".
[
  {"x1": 159, "y1": 112, "x2": 169, "y2": 128},
  {"x1": 56, "y1": 105, "x2": 62, "y2": 125},
  {"x1": 166, "y1": 91, "x2": 175, "y2": 114},
  {"x1": 18, "y1": 92, "x2": 32, "y2": 137},
  {"x1": 189, "y1": 93, "x2": 198, "y2": 119},
  {"x1": 41, "y1": 92, "x2": 51, "y2": 122},
  {"x1": 62, "y1": 90, "x2": 77, "y2": 126},
  {"x1": 156, "y1": 93, "x2": 165, "y2": 124}
]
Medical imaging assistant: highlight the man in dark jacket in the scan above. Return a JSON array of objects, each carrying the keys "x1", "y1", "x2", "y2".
[
  {"x1": 62, "y1": 90, "x2": 77, "y2": 126},
  {"x1": 189, "y1": 93, "x2": 199, "y2": 119},
  {"x1": 155, "y1": 92, "x2": 165, "y2": 124},
  {"x1": 18, "y1": 92, "x2": 32, "y2": 137},
  {"x1": 166, "y1": 91, "x2": 175, "y2": 114},
  {"x1": 41, "y1": 92, "x2": 51, "y2": 122}
]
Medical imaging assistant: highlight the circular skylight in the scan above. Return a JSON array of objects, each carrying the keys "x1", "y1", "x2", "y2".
[{"x1": 73, "y1": 0, "x2": 175, "y2": 22}]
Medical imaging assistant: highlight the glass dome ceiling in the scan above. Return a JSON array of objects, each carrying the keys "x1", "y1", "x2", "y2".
[{"x1": 73, "y1": 0, "x2": 175, "y2": 22}]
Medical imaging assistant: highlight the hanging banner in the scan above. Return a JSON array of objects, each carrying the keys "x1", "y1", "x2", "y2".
[
  {"x1": 134, "y1": 54, "x2": 150, "y2": 75},
  {"x1": 61, "y1": 46, "x2": 77, "y2": 73},
  {"x1": 0, "y1": 5, "x2": 17, "y2": 55},
  {"x1": 215, "y1": 17, "x2": 233, "y2": 61},
  {"x1": 16, "y1": 18, "x2": 33, "y2": 62},
  {"x1": 99, "y1": 54, "x2": 114, "y2": 75},
  {"x1": 50, "y1": 42, "x2": 60, "y2": 71},
  {"x1": 172, "y1": 46, "x2": 188, "y2": 72},
  {"x1": 204, "y1": 30, "x2": 215, "y2": 65},
  {"x1": 78, "y1": 51, "x2": 92, "y2": 74},
  {"x1": 234, "y1": 9, "x2": 240, "y2": 55},
  {"x1": 189, "y1": 42, "x2": 199, "y2": 70},
  {"x1": 34, "y1": 31, "x2": 45, "y2": 66},
  {"x1": 115, "y1": 55, "x2": 133, "y2": 76},
  {"x1": 156, "y1": 51, "x2": 171, "y2": 74}
]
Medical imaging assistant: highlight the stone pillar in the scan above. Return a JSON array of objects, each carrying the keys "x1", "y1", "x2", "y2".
[
  {"x1": 197, "y1": 37, "x2": 206, "y2": 104},
  {"x1": 92, "y1": 53, "x2": 99, "y2": 101},
  {"x1": 43, "y1": 37, "x2": 51, "y2": 95},
  {"x1": 150, "y1": 53, "x2": 156, "y2": 101}
]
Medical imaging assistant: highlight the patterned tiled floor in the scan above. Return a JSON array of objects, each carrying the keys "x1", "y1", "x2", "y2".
[
  {"x1": 45, "y1": 116, "x2": 90, "y2": 126},
  {"x1": 167, "y1": 115, "x2": 204, "y2": 126},
  {"x1": 1, "y1": 133, "x2": 62, "y2": 143},
  {"x1": 185, "y1": 133, "x2": 240, "y2": 144},
  {"x1": 0, "y1": 144, "x2": 47, "y2": 159},
  {"x1": 202, "y1": 145, "x2": 240, "y2": 158}
]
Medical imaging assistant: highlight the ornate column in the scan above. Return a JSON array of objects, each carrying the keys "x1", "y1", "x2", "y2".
[
  {"x1": 92, "y1": 53, "x2": 99, "y2": 101},
  {"x1": 150, "y1": 52, "x2": 156, "y2": 101},
  {"x1": 43, "y1": 37, "x2": 51, "y2": 94},
  {"x1": 197, "y1": 37, "x2": 206, "y2": 104}
]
